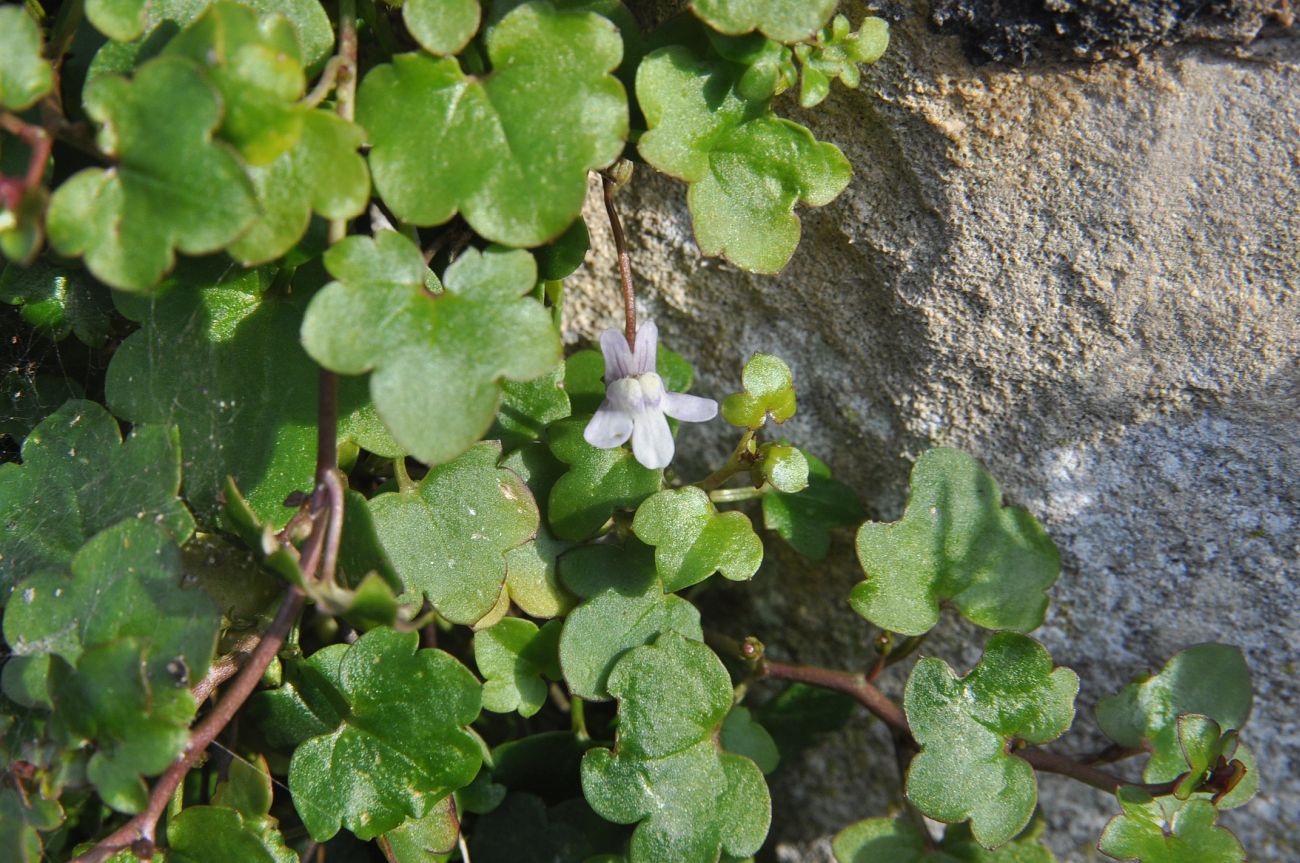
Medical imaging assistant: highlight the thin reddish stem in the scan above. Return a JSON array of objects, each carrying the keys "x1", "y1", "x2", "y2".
[{"x1": 601, "y1": 172, "x2": 636, "y2": 348}]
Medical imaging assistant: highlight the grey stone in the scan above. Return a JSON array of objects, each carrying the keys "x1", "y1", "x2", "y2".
[{"x1": 566, "y1": 3, "x2": 1299, "y2": 859}]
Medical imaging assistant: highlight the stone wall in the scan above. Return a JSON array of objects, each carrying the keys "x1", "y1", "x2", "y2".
[{"x1": 565, "y1": 2, "x2": 1298, "y2": 859}]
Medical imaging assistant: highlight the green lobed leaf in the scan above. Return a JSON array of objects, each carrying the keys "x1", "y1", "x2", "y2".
[
  {"x1": 246, "y1": 643, "x2": 349, "y2": 751},
  {"x1": 637, "y1": 45, "x2": 850, "y2": 274},
  {"x1": 49, "y1": 638, "x2": 197, "y2": 813},
  {"x1": 0, "y1": 399, "x2": 193, "y2": 604},
  {"x1": 5, "y1": 519, "x2": 219, "y2": 712},
  {"x1": 903, "y1": 633, "x2": 1079, "y2": 849},
  {"x1": 490, "y1": 731, "x2": 591, "y2": 801},
  {"x1": 632, "y1": 486, "x2": 763, "y2": 592},
  {"x1": 851, "y1": 448, "x2": 1061, "y2": 637},
  {"x1": 0, "y1": 259, "x2": 115, "y2": 346},
  {"x1": 762, "y1": 452, "x2": 864, "y2": 560},
  {"x1": 832, "y1": 817, "x2": 1056, "y2": 863},
  {"x1": 287, "y1": 627, "x2": 483, "y2": 841},
  {"x1": 547, "y1": 417, "x2": 663, "y2": 541},
  {"x1": 1098, "y1": 789, "x2": 1245, "y2": 863},
  {"x1": 721, "y1": 353, "x2": 796, "y2": 428},
  {"x1": 503, "y1": 523, "x2": 579, "y2": 619},
  {"x1": 212, "y1": 754, "x2": 275, "y2": 818},
  {"x1": 86, "y1": 0, "x2": 149, "y2": 41},
  {"x1": 557, "y1": 544, "x2": 702, "y2": 700},
  {"x1": 494, "y1": 365, "x2": 572, "y2": 452},
  {"x1": 380, "y1": 796, "x2": 458, "y2": 862},
  {"x1": 105, "y1": 259, "x2": 395, "y2": 528},
  {"x1": 303, "y1": 232, "x2": 560, "y2": 465},
  {"x1": 0, "y1": 786, "x2": 63, "y2": 863},
  {"x1": 794, "y1": 15, "x2": 889, "y2": 109},
  {"x1": 0, "y1": 6, "x2": 53, "y2": 110},
  {"x1": 165, "y1": 805, "x2": 297, "y2": 863},
  {"x1": 368, "y1": 442, "x2": 539, "y2": 625},
  {"x1": 405, "y1": 0, "x2": 482, "y2": 55},
  {"x1": 474, "y1": 618, "x2": 563, "y2": 717},
  {"x1": 1095, "y1": 644, "x2": 1252, "y2": 787},
  {"x1": 706, "y1": 31, "x2": 798, "y2": 102},
  {"x1": 357, "y1": 2, "x2": 627, "y2": 246},
  {"x1": 691, "y1": 0, "x2": 836, "y2": 42},
  {"x1": 46, "y1": 57, "x2": 257, "y2": 291},
  {"x1": 581, "y1": 633, "x2": 771, "y2": 862}
]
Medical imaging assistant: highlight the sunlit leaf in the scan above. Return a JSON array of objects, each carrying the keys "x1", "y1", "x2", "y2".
[
  {"x1": 762, "y1": 452, "x2": 863, "y2": 560},
  {"x1": 474, "y1": 618, "x2": 562, "y2": 718},
  {"x1": 1098, "y1": 789, "x2": 1244, "y2": 863},
  {"x1": 404, "y1": 0, "x2": 481, "y2": 55},
  {"x1": 691, "y1": 0, "x2": 836, "y2": 42},
  {"x1": 632, "y1": 486, "x2": 763, "y2": 592},
  {"x1": 721, "y1": 353, "x2": 796, "y2": 428},
  {"x1": 0, "y1": 6, "x2": 53, "y2": 110},
  {"x1": 547, "y1": 417, "x2": 662, "y2": 541}
]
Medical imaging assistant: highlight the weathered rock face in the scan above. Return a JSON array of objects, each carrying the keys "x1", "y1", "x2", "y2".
[{"x1": 567, "y1": 3, "x2": 1298, "y2": 860}]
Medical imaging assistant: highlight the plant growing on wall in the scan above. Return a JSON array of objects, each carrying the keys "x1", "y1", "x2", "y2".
[{"x1": 0, "y1": 1, "x2": 1256, "y2": 861}]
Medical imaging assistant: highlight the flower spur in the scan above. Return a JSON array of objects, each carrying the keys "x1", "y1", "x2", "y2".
[{"x1": 583, "y1": 321, "x2": 718, "y2": 469}]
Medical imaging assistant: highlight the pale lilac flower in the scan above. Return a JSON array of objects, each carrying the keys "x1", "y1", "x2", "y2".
[{"x1": 583, "y1": 321, "x2": 718, "y2": 469}]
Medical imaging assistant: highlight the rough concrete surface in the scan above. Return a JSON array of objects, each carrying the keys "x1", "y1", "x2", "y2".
[{"x1": 567, "y1": 2, "x2": 1299, "y2": 859}]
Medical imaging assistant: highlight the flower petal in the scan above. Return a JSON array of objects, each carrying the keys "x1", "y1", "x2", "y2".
[
  {"x1": 630, "y1": 408, "x2": 674, "y2": 469},
  {"x1": 631, "y1": 319, "x2": 658, "y2": 376},
  {"x1": 599, "y1": 328, "x2": 635, "y2": 382},
  {"x1": 584, "y1": 403, "x2": 634, "y2": 449},
  {"x1": 662, "y1": 391, "x2": 718, "y2": 424}
]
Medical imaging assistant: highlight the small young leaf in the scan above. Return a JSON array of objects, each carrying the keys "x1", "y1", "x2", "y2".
[
  {"x1": 86, "y1": 0, "x2": 149, "y2": 41},
  {"x1": 5, "y1": 520, "x2": 219, "y2": 710},
  {"x1": 0, "y1": 6, "x2": 53, "y2": 110},
  {"x1": 302, "y1": 232, "x2": 561, "y2": 465},
  {"x1": 581, "y1": 633, "x2": 771, "y2": 862},
  {"x1": 721, "y1": 353, "x2": 796, "y2": 428},
  {"x1": 358, "y1": 3, "x2": 627, "y2": 246},
  {"x1": 0, "y1": 259, "x2": 114, "y2": 346},
  {"x1": 213, "y1": 754, "x2": 275, "y2": 818},
  {"x1": 762, "y1": 452, "x2": 864, "y2": 560},
  {"x1": 851, "y1": 448, "x2": 1060, "y2": 637},
  {"x1": 720, "y1": 706, "x2": 779, "y2": 775},
  {"x1": 1098, "y1": 789, "x2": 1245, "y2": 863},
  {"x1": 287, "y1": 627, "x2": 483, "y2": 841},
  {"x1": 1095, "y1": 644, "x2": 1252, "y2": 787},
  {"x1": 757, "y1": 443, "x2": 808, "y2": 493},
  {"x1": 691, "y1": 0, "x2": 836, "y2": 42},
  {"x1": 547, "y1": 417, "x2": 663, "y2": 540},
  {"x1": 165, "y1": 805, "x2": 297, "y2": 863},
  {"x1": 904, "y1": 633, "x2": 1078, "y2": 848},
  {"x1": 557, "y1": 544, "x2": 701, "y2": 700},
  {"x1": 369, "y1": 443, "x2": 538, "y2": 625},
  {"x1": 404, "y1": 0, "x2": 482, "y2": 55},
  {"x1": 0, "y1": 400, "x2": 193, "y2": 603},
  {"x1": 494, "y1": 365, "x2": 572, "y2": 452},
  {"x1": 46, "y1": 58, "x2": 257, "y2": 291},
  {"x1": 632, "y1": 486, "x2": 763, "y2": 592},
  {"x1": 380, "y1": 795, "x2": 459, "y2": 862},
  {"x1": 106, "y1": 261, "x2": 394, "y2": 527},
  {"x1": 475, "y1": 618, "x2": 563, "y2": 718},
  {"x1": 794, "y1": 15, "x2": 889, "y2": 109},
  {"x1": 503, "y1": 524, "x2": 579, "y2": 619},
  {"x1": 637, "y1": 46, "x2": 849, "y2": 273}
]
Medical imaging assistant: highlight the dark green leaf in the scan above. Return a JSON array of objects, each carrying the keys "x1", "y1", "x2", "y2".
[
  {"x1": 536, "y1": 217, "x2": 591, "y2": 281},
  {"x1": 357, "y1": 3, "x2": 627, "y2": 246},
  {"x1": 752, "y1": 681, "x2": 855, "y2": 760},
  {"x1": 0, "y1": 399, "x2": 193, "y2": 603},
  {"x1": 0, "y1": 259, "x2": 115, "y2": 345},
  {"x1": 302, "y1": 232, "x2": 560, "y2": 465},
  {"x1": 851, "y1": 448, "x2": 1060, "y2": 636},
  {"x1": 470, "y1": 793, "x2": 597, "y2": 863},
  {"x1": 547, "y1": 417, "x2": 663, "y2": 541},
  {"x1": 632, "y1": 486, "x2": 763, "y2": 592},
  {"x1": 494, "y1": 365, "x2": 572, "y2": 452},
  {"x1": 761, "y1": 452, "x2": 864, "y2": 560},
  {"x1": 369, "y1": 442, "x2": 538, "y2": 625},
  {"x1": 903, "y1": 633, "x2": 1078, "y2": 848},
  {"x1": 0, "y1": 786, "x2": 63, "y2": 863},
  {"x1": 287, "y1": 627, "x2": 482, "y2": 841},
  {"x1": 720, "y1": 706, "x2": 779, "y2": 774}
]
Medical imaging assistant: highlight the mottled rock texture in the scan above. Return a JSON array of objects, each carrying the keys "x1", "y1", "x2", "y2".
[{"x1": 568, "y1": 1, "x2": 1299, "y2": 859}]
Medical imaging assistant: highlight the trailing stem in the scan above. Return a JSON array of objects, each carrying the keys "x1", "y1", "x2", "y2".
[{"x1": 601, "y1": 170, "x2": 637, "y2": 348}]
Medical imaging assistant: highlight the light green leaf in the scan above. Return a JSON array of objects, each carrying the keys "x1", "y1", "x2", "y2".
[
  {"x1": 86, "y1": 0, "x2": 149, "y2": 41},
  {"x1": 46, "y1": 57, "x2": 257, "y2": 291},
  {"x1": 106, "y1": 259, "x2": 395, "y2": 528},
  {"x1": 0, "y1": 399, "x2": 193, "y2": 604},
  {"x1": 757, "y1": 443, "x2": 808, "y2": 493},
  {"x1": 1095, "y1": 644, "x2": 1252, "y2": 787},
  {"x1": 213, "y1": 754, "x2": 275, "y2": 818},
  {"x1": 557, "y1": 544, "x2": 701, "y2": 700},
  {"x1": 287, "y1": 627, "x2": 483, "y2": 841},
  {"x1": 547, "y1": 417, "x2": 663, "y2": 541},
  {"x1": 303, "y1": 232, "x2": 560, "y2": 465},
  {"x1": 380, "y1": 796, "x2": 458, "y2": 862},
  {"x1": 5, "y1": 519, "x2": 219, "y2": 712},
  {"x1": 503, "y1": 524, "x2": 578, "y2": 619},
  {"x1": 165, "y1": 805, "x2": 297, "y2": 863},
  {"x1": 762, "y1": 452, "x2": 864, "y2": 560},
  {"x1": 369, "y1": 442, "x2": 539, "y2": 625},
  {"x1": 1098, "y1": 789, "x2": 1245, "y2": 863},
  {"x1": 720, "y1": 353, "x2": 796, "y2": 428},
  {"x1": 405, "y1": 0, "x2": 482, "y2": 55},
  {"x1": 581, "y1": 633, "x2": 771, "y2": 862},
  {"x1": 851, "y1": 448, "x2": 1060, "y2": 636},
  {"x1": 720, "y1": 706, "x2": 779, "y2": 775},
  {"x1": 632, "y1": 486, "x2": 763, "y2": 592},
  {"x1": 904, "y1": 633, "x2": 1078, "y2": 849},
  {"x1": 475, "y1": 618, "x2": 562, "y2": 717},
  {"x1": 691, "y1": 0, "x2": 836, "y2": 42},
  {"x1": 357, "y1": 2, "x2": 627, "y2": 246},
  {"x1": 0, "y1": 6, "x2": 53, "y2": 110},
  {"x1": 637, "y1": 45, "x2": 849, "y2": 273},
  {"x1": 0, "y1": 259, "x2": 114, "y2": 345},
  {"x1": 794, "y1": 15, "x2": 889, "y2": 108}
]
